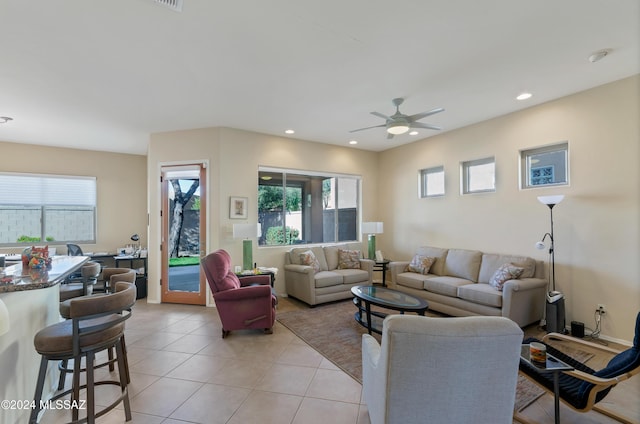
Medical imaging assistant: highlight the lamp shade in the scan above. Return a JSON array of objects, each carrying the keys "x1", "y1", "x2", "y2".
[
  {"x1": 537, "y1": 195, "x2": 565, "y2": 207},
  {"x1": 0, "y1": 298, "x2": 9, "y2": 336},
  {"x1": 362, "y1": 222, "x2": 384, "y2": 234},
  {"x1": 233, "y1": 223, "x2": 260, "y2": 239}
]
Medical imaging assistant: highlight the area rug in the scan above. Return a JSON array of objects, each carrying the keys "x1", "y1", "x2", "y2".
[{"x1": 276, "y1": 300, "x2": 594, "y2": 412}]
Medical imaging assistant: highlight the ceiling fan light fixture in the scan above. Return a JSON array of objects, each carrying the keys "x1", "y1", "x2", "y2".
[{"x1": 387, "y1": 123, "x2": 410, "y2": 135}]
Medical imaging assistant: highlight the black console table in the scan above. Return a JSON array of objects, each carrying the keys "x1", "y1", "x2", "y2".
[{"x1": 114, "y1": 256, "x2": 148, "y2": 298}]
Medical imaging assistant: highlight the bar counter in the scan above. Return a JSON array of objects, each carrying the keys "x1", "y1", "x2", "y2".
[{"x1": 0, "y1": 255, "x2": 89, "y2": 424}]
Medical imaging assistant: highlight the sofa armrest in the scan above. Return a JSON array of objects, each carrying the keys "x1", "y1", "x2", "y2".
[
  {"x1": 501, "y1": 277, "x2": 548, "y2": 327},
  {"x1": 359, "y1": 259, "x2": 375, "y2": 282},
  {"x1": 284, "y1": 263, "x2": 316, "y2": 305},
  {"x1": 213, "y1": 284, "x2": 272, "y2": 302},
  {"x1": 389, "y1": 261, "x2": 410, "y2": 286},
  {"x1": 503, "y1": 277, "x2": 548, "y2": 292},
  {"x1": 238, "y1": 274, "x2": 271, "y2": 287},
  {"x1": 284, "y1": 264, "x2": 314, "y2": 274}
]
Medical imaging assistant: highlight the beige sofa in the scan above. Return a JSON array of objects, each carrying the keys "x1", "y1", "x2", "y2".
[
  {"x1": 389, "y1": 246, "x2": 547, "y2": 327},
  {"x1": 284, "y1": 243, "x2": 374, "y2": 306}
]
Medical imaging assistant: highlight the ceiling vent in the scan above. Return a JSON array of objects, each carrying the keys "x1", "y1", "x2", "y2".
[{"x1": 152, "y1": 0, "x2": 183, "y2": 12}]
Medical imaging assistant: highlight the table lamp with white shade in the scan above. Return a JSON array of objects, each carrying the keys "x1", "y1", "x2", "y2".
[
  {"x1": 233, "y1": 223, "x2": 260, "y2": 271},
  {"x1": 362, "y1": 222, "x2": 384, "y2": 260}
]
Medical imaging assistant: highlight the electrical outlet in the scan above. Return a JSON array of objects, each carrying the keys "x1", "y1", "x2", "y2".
[{"x1": 597, "y1": 304, "x2": 606, "y2": 314}]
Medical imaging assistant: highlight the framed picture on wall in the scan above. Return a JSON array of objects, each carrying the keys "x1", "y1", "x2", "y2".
[{"x1": 230, "y1": 196, "x2": 248, "y2": 219}]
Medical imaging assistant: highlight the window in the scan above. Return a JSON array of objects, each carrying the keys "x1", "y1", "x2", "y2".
[
  {"x1": 258, "y1": 168, "x2": 360, "y2": 246},
  {"x1": 0, "y1": 173, "x2": 97, "y2": 246},
  {"x1": 461, "y1": 157, "x2": 495, "y2": 194},
  {"x1": 419, "y1": 166, "x2": 445, "y2": 198},
  {"x1": 520, "y1": 142, "x2": 568, "y2": 189}
]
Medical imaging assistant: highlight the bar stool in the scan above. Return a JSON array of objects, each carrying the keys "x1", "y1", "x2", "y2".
[
  {"x1": 57, "y1": 281, "x2": 133, "y2": 391},
  {"x1": 59, "y1": 261, "x2": 101, "y2": 301},
  {"x1": 94, "y1": 268, "x2": 136, "y2": 294},
  {"x1": 30, "y1": 282, "x2": 136, "y2": 424}
]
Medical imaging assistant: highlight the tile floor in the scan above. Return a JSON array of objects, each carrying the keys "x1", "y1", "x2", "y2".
[{"x1": 39, "y1": 298, "x2": 638, "y2": 423}]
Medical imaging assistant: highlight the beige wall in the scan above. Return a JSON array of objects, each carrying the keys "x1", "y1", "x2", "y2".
[
  {"x1": 377, "y1": 75, "x2": 640, "y2": 343},
  {"x1": 0, "y1": 141, "x2": 147, "y2": 255},
  {"x1": 3, "y1": 75, "x2": 636, "y2": 343},
  {"x1": 147, "y1": 128, "x2": 379, "y2": 304}
]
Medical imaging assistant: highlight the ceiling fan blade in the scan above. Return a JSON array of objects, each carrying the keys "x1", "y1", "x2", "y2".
[
  {"x1": 349, "y1": 124, "x2": 387, "y2": 133},
  {"x1": 387, "y1": 132, "x2": 394, "y2": 140},
  {"x1": 411, "y1": 122, "x2": 442, "y2": 131},
  {"x1": 371, "y1": 111, "x2": 392, "y2": 121},
  {"x1": 408, "y1": 107, "x2": 445, "y2": 122}
]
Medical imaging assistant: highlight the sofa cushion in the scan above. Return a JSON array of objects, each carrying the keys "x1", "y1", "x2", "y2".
[
  {"x1": 406, "y1": 255, "x2": 435, "y2": 274},
  {"x1": 457, "y1": 283, "x2": 503, "y2": 308},
  {"x1": 314, "y1": 271, "x2": 343, "y2": 288},
  {"x1": 478, "y1": 254, "x2": 536, "y2": 282},
  {"x1": 323, "y1": 244, "x2": 349, "y2": 270},
  {"x1": 338, "y1": 249, "x2": 361, "y2": 269},
  {"x1": 489, "y1": 263, "x2": 525, "y2": 291},
  {"x1": 443, "y1": 249, "x2": 482, "y2": 282},
  {"x1": 290, "y1": 246, "x2": 328, "y2": 271},
  {"x1": 396, "y1": 272, "x2": 431, "y2": 290},
  {"x1": 415, "y1": 246, "x2": 449, "y2": 276},
  {"x1": 299, "y1": 250, "x2": 321, "y2": 272},
  {"x1": 424, "y1": 276, "x2": 472, "y2": 297},
  {"x1": 333, "y1": 269, "x2": 369, "y2": 284}
]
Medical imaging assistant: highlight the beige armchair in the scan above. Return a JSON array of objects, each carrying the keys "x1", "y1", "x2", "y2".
[{"x1": 362, "y1": 315, "x2": 523, "y2": 424}]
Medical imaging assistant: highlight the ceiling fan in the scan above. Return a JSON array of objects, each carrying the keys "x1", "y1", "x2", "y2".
[{"x1": 350, "y1": 98, "x2": 444, "y2": 139}]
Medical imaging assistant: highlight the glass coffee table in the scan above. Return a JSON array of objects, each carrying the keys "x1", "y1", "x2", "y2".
[{"x1": 351, "y1": 285, "x2": 429, "y2": 334}]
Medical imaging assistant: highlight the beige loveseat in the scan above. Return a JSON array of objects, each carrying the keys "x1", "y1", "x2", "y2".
[
  {"x1": 389, "y1": 246, "x2": 547, "y2": 327},
  {"x1": 284, "y1": 243, "x2": 374, "y2": 306}
]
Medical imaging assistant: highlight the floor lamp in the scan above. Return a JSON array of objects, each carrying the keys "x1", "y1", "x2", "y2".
[
  {"x1": 536, "y1": 194, "x2": 565, "y2": 332},
  {"x1": 362, "y1": 222, "x2": 384, "y2": 260},
  {"x1": 233, "y1": 223, "x2": 259, "y2": 271}
]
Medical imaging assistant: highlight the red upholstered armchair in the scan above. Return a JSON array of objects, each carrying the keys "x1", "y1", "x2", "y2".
[{"x1": 201, "y1": 249, "x2": 277, "y2": 338}]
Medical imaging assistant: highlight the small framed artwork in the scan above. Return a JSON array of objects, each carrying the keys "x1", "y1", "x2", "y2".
[{"x1": 230, "y1": 196, "x2": 248, "y2": 219}]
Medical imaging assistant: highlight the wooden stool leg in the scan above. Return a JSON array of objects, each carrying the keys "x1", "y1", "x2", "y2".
[
  {"x1": 58, "y1": 359, "x2": 69, "y2": 390},
  {"x1": 121, "y1": 336, "x2": 131, "y2": 384},
  {"x1": 72, "y1": 355, "x2": 81, "y2": 422},
  {"x1": 86, "y1": 351, "x2": 95, "y2": 424},
  {"x1": 108, "y1": 347, "x2": 115, "y2": 372},
  {"x1": 29, "y1": 356, "x2": 49, "y2": 424},
  {"x1": 115, "y1": 338, "x2": 132, "y2": 421}
]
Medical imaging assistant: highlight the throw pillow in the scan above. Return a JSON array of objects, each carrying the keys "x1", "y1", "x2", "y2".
[
  {"x1": 338, "y1": 249, "x2": 361, "y2": 269},
  {"x1": 299, "y1": 250, "x2": 321, "y2": 272},
  {"x1": 489, "y1": 263, "x2": 524, "y2": 291},
  {"x1": 405, "y1": 255, "x2": 436, "y2": 275}
]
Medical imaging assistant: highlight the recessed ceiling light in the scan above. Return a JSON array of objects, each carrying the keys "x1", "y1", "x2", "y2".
[
  {"x1": 285, "y1": 129, "x2": 295, "y2": 134},
  {"x1": 0, "y1": 116, "x2": 13, "y2": 124},
  {"x1": 409, "y1": 131, "x2": 419, "y2": 136},
  {"x1": 516, "y1": 92, "x2": 533, "y2": 101},
  {"x1": 349, "y1": 140, "x2": 358, "y2": 145}
]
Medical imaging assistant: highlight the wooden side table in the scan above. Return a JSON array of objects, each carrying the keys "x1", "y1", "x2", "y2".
[{"x1": 373, "y1": 260, "x2": 390, "y2": 287}]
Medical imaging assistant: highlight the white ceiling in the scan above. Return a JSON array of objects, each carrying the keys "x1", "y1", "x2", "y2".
[{"x1": 0, "y1": 0, "x2": 638, "y2": 155}]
